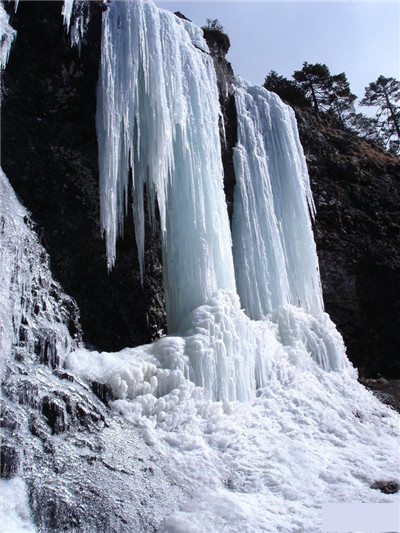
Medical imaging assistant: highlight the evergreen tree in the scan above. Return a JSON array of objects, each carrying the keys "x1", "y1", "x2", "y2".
[
  {"x1": 347, "y1": 112, "x2": 383, "y2": 145},
  {"x1": 361, "y1": 75, "x2": 400, "y2": 155},
  {"x1": 292, "y1": 63, "x2": 356, "y2": 124},
  {"x1": 263, "y1": 70, "x2": 310, "y2": 107},
  {"x1": 204, "y1": 18, "x2": 224, "y2": 32},
  {"x1": 328, "y1": 73, "x2": 357, "y2": 125},
  {"x1": 293, "y1": 62, "x2": 332, "y2": 115}
]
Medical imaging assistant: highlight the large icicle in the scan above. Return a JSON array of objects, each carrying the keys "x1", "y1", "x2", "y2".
[
  {"x1": 96, "y1": 0, "x2": 236, "y2": 332},
  {"x1": 62, "y1": 0, "x2": 90, "y2": 52},
  {"x1": 232, "y1": 78, "x2": 324, "y2": 319}
]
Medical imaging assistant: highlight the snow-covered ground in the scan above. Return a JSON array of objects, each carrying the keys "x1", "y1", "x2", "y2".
[{"x1": 67, "y1": 331, "x2": 399, "y2": 532}]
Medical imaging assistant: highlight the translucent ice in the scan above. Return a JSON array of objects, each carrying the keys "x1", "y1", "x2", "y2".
[
  {"x1": 232, "y1": 78, "x2": 324, "y2": 319},
  {"x1": 96, "y1": 0, "x2": 236, "y2": 332},
  {"x1": 62, "y1": 0, "x2": 90, "y2": 52}
]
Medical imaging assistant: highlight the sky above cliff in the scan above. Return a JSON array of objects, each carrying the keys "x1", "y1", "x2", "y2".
[{"x1": 155, "y1": 1, "x2": 400, "y2": 110}]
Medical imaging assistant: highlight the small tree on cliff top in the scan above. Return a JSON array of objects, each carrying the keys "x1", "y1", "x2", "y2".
[
  {"x1": 293, "y1": 62, "x2": 332, "y2": 115},
  {"x1": 361, "y1": 75, "x2": 400, "y2": 155},
  {"x1": 202, "y1": 18, "x2": 230, "y2": 54},
  {"x1": 204, "y1": 18, "x2": 224, "y2": 32}
]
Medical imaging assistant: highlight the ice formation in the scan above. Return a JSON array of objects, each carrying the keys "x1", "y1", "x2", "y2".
[
  {"x1": 62, "y1": 0, "x2": 90, "y2": 52},
  {"x1": 96, "y1": 0, "x2": 236, "y2": 332},
  {"x1": 0, "y1": 477, "x2": 36, "y2": 533},
  {"x1": 0, "y1": 168, "x2": 80, "y2": 374},
  {"x1": 232, "y1": 78, "x2": 323, "y2": 318},
  {"x1": 2, "y1": 1, "x2": 400, "y2": 531},
  {"x1": 0, "y1": 2, "x2": 16, "y2": 69},
  {"x1": 95, "y1": 0, "x2": 349, "y2": 398}
]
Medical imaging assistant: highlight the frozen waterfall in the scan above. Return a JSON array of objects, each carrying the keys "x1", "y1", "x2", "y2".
[
  {"x1": 95, "y1": 0, "x2": 350, "y2": 400},
  {"x1": 96, "y1": 0, "x2": 237, "y2": 332},
  {"x1": 232, "y1": 78, "x2": 324, "y2": 318}
]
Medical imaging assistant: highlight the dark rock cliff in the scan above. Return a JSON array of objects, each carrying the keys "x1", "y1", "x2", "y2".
[
  {"x1": 295, "y1": 109, "x2": 400, "y2": 378},
  {"x1": 202, "y1": 27, "x2": 237, "y2": 220},
  {"x1": 2, "y1": 2, "x2": 398, "y2": 378},
  {"x1": 2, "y1": 1, "x2": 166, "y2": 351}
]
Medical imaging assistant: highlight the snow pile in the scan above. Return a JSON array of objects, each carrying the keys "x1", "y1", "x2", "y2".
[
  {"x1": 67, "y1": 327, "x2": 399, "y2": 532},
  {"x1": 0, "y1": 168, "x2": 80, "y2": 372},
  {"x1": 68, "y1": 289, "x2": 351, "y2": 403},
  {"x1": 0, "y1": 477, "x2": 36, "y2": 533},
  {"x1": 0, "y1": 2, "x2": 16, "y2": 69}
]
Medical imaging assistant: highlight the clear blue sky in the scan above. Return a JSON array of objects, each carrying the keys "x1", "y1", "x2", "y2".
[{"x1": 155, "y1": 1, "x2": 400, "y2": 108}]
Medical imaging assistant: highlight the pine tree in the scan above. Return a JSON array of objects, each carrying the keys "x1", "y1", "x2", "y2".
[
  {"x1": 347, "y1": 112, "x2": 383, "y2": 145},
  {"x1": 328, "y1": 73, "x2": 357, "y2": 125},
  {"x1": 263, "y1": 70, "x2": 310, "y2": 107},
  {"x1": 361, "y1": 76, "x2": 400, "y2": 155},
  {"x1": 293, "y1": 62, "x2": 332, "y2": 115}
]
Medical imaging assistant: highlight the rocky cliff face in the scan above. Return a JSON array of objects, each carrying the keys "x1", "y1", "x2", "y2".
[
  {"x1": 295, "y1": 109, "x2": 400, "y2": 378},
  {"x1": 2, "y1": 2, "x2": 398, "y2": 379},
  {"x1": 2, "y1": 1, "x2": 166, "y2": 352}
]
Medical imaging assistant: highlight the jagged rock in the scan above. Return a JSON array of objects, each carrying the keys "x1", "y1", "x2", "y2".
[
  {"x1": 202, "y1": 26, "x2": 237, "y2": 222},
  {"x1": 0, "y1": 444, "x2": 20, "y2": 478},
  {"x1": 42, "y1": 395, "x2": 69, "y2": 435},
  {"x1": 370, "y1": 480, "x2": 400, "y2": 494},
  {"x1": 91, "y1": 381, "x2": 112, "y2": 404}
]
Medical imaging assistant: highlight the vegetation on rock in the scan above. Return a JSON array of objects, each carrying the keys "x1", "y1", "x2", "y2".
[{"x1": 264, "y1": 63, "x2": 400, "y2": 157}]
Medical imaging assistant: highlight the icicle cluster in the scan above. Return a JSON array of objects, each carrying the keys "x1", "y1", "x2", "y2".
[
  {"x1": 62, "y1": 0, "x2": 91, "y2": 53},
  {"x1": 0, "y1": 2, "x2": 16, "y2": 69},
  {"x1": 94, "y1": 0, "x2": 351, "y2": 399},
  {"x1": 0, "y1": 169, "x2": 80, "y2": 373},
  {"x1": 96, "y1": 0, "x2": 236, "y2": 332},
  {"x1": 232, "y1": 78, "x2": 324, "y2": 319}
]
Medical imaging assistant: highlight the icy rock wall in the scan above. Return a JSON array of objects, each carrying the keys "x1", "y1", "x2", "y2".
[
  {"x1": 0, "y1": 168, "x2": 81, "y2": 373},
  {"x1": 0, "y1": 1, "x2": 16, "y2": 70},
  {"x1": 96, "y1": 0, "x2": 236, "y2": 332},
  {"x1": 232, "y1": 79, "x2": 323, "y2": 319}
]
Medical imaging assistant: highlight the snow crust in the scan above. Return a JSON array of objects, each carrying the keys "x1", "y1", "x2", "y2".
[
  {"x1": 0, "y1": 2, "x2": 16, "y2": 69},
  {"x1": 0, "y1": 477, "x2": 36, "y2": 533},
  {"x1": 96, "y1": 0, "x2": 236, "y2": 331},
  {"x1": 67, "y1": 327, "x2": 399, "y2": 532}
]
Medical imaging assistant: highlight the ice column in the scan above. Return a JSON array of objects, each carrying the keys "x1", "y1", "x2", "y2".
[
  {"x1": 96, "y1": 0, "x2": 236, "y2": 332},
  {"x1": 232, "y1": 78, "x2": 324, "y2": 319}
]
